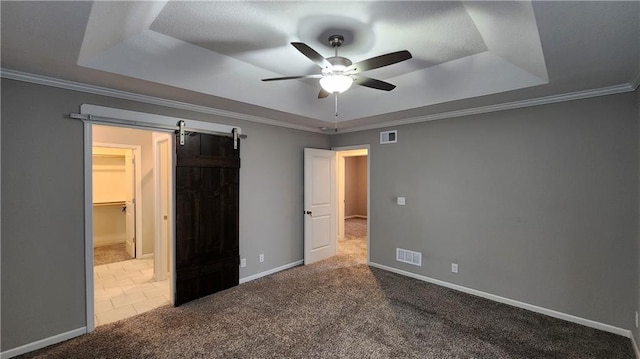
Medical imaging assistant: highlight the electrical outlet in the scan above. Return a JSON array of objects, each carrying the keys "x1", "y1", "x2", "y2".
[
  {"x1": 451, "y1": 263, "x2": 458, "y2": 273},
  {"x1": 240, "y1": 258, "x2": 246, "y2": 268},
  {"x1": 259, "y1": 254, "x2": 264, "y2": 263}
]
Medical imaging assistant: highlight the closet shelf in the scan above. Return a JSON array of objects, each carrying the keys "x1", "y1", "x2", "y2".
[
  {"x1": 93, "y1": 201, "x2": 126, "y2": 207},
  {"x1": 92, "y1": 154, "x2": 125, "y2": 159}
]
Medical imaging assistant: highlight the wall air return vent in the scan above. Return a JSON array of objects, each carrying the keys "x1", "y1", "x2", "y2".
[
  {"x1": 396, "y1": 248, "x2": 422, "y2": 266},
  {"x1": 380, "y1": 130, "x2": 397, "y2": 144}
]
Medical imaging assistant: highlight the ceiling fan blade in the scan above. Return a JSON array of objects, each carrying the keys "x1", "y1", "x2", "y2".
[
  {"x1": 353, "y1": 76, "x2": 396, "y2": 91},
  {"x1": 291, "y1": 42, "x2": 332, "y2": 69},
  {"x1": 262, "y1": 74, "x2": 322, "y2": 82},
  {"x1": 318, "y1": 89, "x2": 330, "y2": 99},
  {"x1": 345, "y1": 50, "x2": 412, "y2": 74}
]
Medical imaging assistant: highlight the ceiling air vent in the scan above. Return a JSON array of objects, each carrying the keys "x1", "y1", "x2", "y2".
[{"x1": 380, "y1": 130, "x2": 397, "y2": 144}]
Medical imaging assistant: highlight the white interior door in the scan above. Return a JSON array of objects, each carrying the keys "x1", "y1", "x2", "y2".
[
  {"x1": 124, "y1": 150, "x2": 136, "y2": 258},
  {"x1": 154, "y1": 135, "x2": 171, "y2": 281},
  {"x1": 304, "y1": 148, "x2": 336, "y2": 265}
]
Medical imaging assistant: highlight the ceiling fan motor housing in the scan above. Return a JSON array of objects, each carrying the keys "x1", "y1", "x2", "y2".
[{"x1": 325, "y1": 57, "x2": 352, "y2": 73}]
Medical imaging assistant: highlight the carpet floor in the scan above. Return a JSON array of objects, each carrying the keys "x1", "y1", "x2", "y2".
[
  {"x1": 93, "y1": 243, "x2": 132, "y2": 266},
  {"x1": 344, "y1": 217, "x2": 367, "y2": 239},
  {"x1": 339, "y1": 218, "x2": 368, "y2": 262},
  {"x1": 22, "y1": 227, "x2": 633, "y2": 358}
]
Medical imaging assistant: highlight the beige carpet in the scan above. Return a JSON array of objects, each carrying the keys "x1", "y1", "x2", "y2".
[
  {"x1": 93, "y1": 243, "x2": 132, "y2": 266},
  {"x1": 344, "y1": 217, "x2": 367, "y2": 239},
  {"x1": 20, "y1": 224, "x2": 633, "y2": 358},
  {"x1": 339, "y1": 218, "x2": 368, "y2": 262}
]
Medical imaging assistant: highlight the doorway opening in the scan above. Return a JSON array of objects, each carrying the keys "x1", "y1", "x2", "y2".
[
  {"x1": 336, "y1": 147, "x2": 369, "y2": 263},
  {"x1": 82, "y1": 104, "x2": 242, "y2": 331},
  {"x1": 302, "y1": 146, "x2": 370, "y2": 265},
  {"x1": 91, "y1": 124, "x2": 174, "y2": 327},
  {"x1": 92, "y1": 146, "x2": 139, "y2": 264}
]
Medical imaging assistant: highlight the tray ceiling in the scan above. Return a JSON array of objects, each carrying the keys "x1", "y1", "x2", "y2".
[{"x1": 1, "y1": 1, "x2": 638, "y2": 131}]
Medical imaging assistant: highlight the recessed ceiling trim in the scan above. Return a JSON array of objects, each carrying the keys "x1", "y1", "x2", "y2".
[
  {"x1": 78, "y1": 1, "x2": 168, "y2": 64},
  {"x1": 76, "y1": 1, "x2": 551, "y2": 122},
  {"x1": 0, "y1": 68, "x2": 323, "y2": 133},
  {"x1": 336, "y1": 83, "x2": 636, "y2": 134},
  {"x1": 631, "y1": 70, "x2": 640, "y2": 90}
]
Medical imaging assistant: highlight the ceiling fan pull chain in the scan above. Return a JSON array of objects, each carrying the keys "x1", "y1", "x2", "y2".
[{"x1": 334, "y1": 95, "x2": 339, "y2": 133}]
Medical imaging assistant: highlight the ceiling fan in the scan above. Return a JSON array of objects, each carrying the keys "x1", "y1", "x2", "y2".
[{"x1": 262, "y1": 35, "x2": 412, "y2": 98}]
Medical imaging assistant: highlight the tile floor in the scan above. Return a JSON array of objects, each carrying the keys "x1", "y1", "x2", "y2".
[{"x1": 94, "y1": 258, "x2": 171, "y2": 326}]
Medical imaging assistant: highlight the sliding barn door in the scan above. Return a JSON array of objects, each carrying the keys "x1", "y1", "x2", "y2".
[{"x1": 175, "y1": 132, "x2": 240, "y2": 306}]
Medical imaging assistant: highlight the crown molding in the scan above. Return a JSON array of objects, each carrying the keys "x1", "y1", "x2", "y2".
[
  {"x1": 2, "y1": 68, "x2": 636, "y2": 136},
  {"x1": 0, "y1": 68, "x2": 323, "y2": 134},
  {"x1": 337, "y1": 83, "x2": 636, "y2": 134}
]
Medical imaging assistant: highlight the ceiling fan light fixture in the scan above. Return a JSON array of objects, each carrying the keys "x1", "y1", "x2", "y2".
[
  {"x1": 262, "y1": 35, "x2": 411, "y2": 98},
  {"x1": 320, "y1": 74, "x2": 353, "y2": 93}
]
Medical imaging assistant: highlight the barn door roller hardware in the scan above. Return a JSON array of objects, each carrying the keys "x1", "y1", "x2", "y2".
[
  {"x1": 177, "y1": 121, "x2": 241, "y2": 149},
  {"x1": 69, "y1": 113, "x2": 246, "y2": 146},
  {"x1": 178, "y1": 120, "x2": 186, "y2": 145},
  {"x1": 232, "y1": 128, "x2": 239, "y2": 150}
]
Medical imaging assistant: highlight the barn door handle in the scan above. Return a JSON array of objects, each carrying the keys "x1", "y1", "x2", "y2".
[{"x1": 304, "y1": 211, "x2": 312, "y2": 215}]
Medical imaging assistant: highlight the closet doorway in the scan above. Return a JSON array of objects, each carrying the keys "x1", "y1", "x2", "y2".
[
  {"x1": 92, "y1": 145, "x2": 140, "y2": 262},
  {"x1": 91, "y1": 125, "x2": 174, "y2": 327}
]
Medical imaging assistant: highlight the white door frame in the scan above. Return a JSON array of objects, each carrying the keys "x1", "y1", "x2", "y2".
[
  {"x1": 152, "y1": 132, "x2": 173, "y2": 286},
  {"x1": 92, "y1": 142, "x2": 143, "y2": 259},
  {"x1": 335, "y1": 148, "x2": 368, "y2": 240},
  {"x1": 82, "y1": 104, "x2": 240, "y2": 332},
  {"x1": 333, "y1": 145, "x2": 371, "y2": 265}
]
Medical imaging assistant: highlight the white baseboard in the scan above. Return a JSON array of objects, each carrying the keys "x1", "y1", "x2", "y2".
[
  {"x1": 0, "y1": 327, "x2": 86, "y2": 359},
  {"x1": 3, "y1": 260, "x2": 300, "y2": 358},
  {"x1": 368, "y1": 262, "x2": 631, "y2": 338},
  {"x1": 5, "y1": 262, "x2": 630, "y2": 358},
  {"x1": 140, "y1": 253, "x2": 154, "y2": 259},
  {"x1": 345, "y1": 215, "x2": 367, "y2": 219},
  {"x1": 632, "y1": 333, "x2": 640, "y2": 359},
  {"x1": 239, "y1": 260, "x2": 303, "y2": 284}
]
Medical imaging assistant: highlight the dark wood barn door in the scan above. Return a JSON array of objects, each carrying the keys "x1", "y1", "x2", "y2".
[{"x1": 175, "y1": 132, "x2": 240, "y2": 305}]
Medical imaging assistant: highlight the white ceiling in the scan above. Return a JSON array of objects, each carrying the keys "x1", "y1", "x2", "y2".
[{"x1": 1, "y1": 1, "x2": 639, "y2": 132}]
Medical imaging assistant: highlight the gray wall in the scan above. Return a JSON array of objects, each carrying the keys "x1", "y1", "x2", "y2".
[
  {"x1": 2, "y1": 79, "x2": 86, "y2": 352},
  {"x1": 0, "y1": 78, "x2": 329, "y2": 351},
  {"x1": 332, "y1": 92, "x2": 639, "y2": 330}
]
